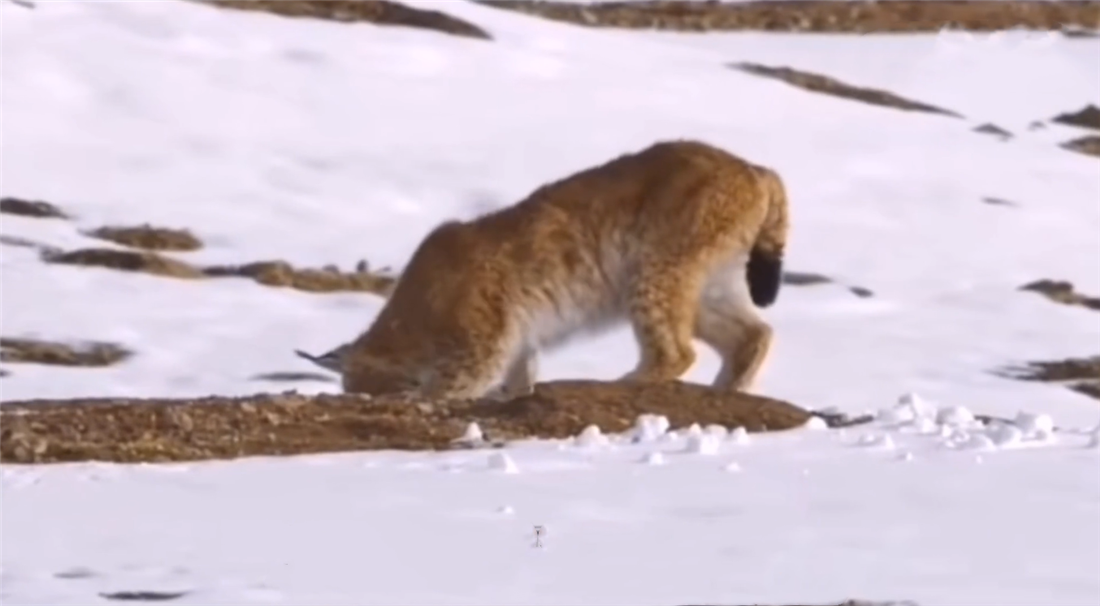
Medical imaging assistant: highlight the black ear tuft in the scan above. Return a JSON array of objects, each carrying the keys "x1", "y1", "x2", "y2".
[
  {"x1": 295, "y1": 349, "x2": 321, "y2": 362},
  {"x1": 747, "y1": 247, "x2": 782, "y2": 308}
]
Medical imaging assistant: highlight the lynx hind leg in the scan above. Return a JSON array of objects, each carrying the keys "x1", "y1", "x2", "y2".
[
  {"x1": 620, "y1": 266, "x2": 705, "y2": 384},
  {"x1": 694, "y1": 262, "x2": 774, "y2": 393}
]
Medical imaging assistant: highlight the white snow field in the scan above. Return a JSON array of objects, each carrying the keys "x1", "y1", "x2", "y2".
[{"x1": 2, "y1": 1, "x2": 1100, "y2": 605}]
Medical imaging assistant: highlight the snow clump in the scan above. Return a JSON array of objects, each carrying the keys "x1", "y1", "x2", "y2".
[{"x1": 632, "y1": 414, "x2": 671, "y2": 443}]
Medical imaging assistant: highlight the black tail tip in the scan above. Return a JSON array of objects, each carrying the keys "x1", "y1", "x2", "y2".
[{"x1": 747, "y1": 248, "x2": 782, "y2": 308}]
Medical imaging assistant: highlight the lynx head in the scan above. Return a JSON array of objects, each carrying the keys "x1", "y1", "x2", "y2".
[{"x1": 339, "y1": 353, "x2": 423, "y2": 397}]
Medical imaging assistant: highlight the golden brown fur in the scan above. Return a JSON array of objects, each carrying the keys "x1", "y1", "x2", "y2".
[{"x1": 341, "y1": 139, "x2": 790, "y2": 400}]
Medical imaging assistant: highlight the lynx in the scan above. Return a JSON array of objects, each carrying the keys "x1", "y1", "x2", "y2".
[{"x1": 338, "y1": 139, "x2": 790, "y2": 400}]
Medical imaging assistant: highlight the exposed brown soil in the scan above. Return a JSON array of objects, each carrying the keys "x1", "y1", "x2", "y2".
[
  {"x1": 1000, "y1": 355, "x2": 1100, "y2": 402},
  {"x1": 203, "y1": 260, "x2": 397, "y2": 294},
  {"x1": 0, "y1": 337, "x2": 132, "y2": 368},
  {"x1": 731, "y1": 63, "x2": 962, "y2": 118},
  {"x1": 0, "y1": 234, "x2": 63, "y2": 255},
  {"x1": 250, "y1": 371, "x2": 337, "y2": 383},
  {"x1": 478, "y1": 0, "x2": 1100, "y2": 32},
  {"x1": 981, "y1": 196, "x2": 1018, "y2": 207},
  {"x1": 86, "y1": 224, "x2": 203, "y2": 252},
  {"x1": 1052, "y1": 104, "x2": 1100, "y2": 131},
  {"x1": 43, "y1": 247, "x2": 205, "y2": 279},
  {"x1": 208, "y1": 0, "x2": 491, "y2": 39},
  {"x1": 784, "y1": 271, "x2": 874, "y2": 298},
  {"x1": 100, "y1": 591, "x2": 189, "y2": 602},
  {"x1": 1020, "y1": 279, "x2": 1100, "y2": 311},
  {"x1": 680, "y1": 602, "x2": 917, "y2": 606},
  {"x1": 784, "y1": 271, "x2": 833, "y2": 286},
  {"x1": 0, "y1": 379, "x2": 816, "y2": 464},
  {"x1": 37, "y1": 245, "x2": 397, "y2": 295},
  {"x1": 0, "y1": 196, "x2": 68, "y2": 219},
  {"x1": 1062, "y1": 135, "x2": 1100, "y2": 157},
  {"x1": 973, "y1": 123, "x2": 1013, "y2": 140}
]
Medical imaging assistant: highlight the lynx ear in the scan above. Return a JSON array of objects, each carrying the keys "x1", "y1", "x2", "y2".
[{"x1": 294, "y1": 348, "x2": 346, "y2": 373}]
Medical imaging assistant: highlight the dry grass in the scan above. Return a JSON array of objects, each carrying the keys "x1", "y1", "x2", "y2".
[
  {"x1": 0, "y1": 196, "x2": 68, "y2": 219},
  {"x1": 1020, "y1": 279, "x2": 1100, "y2": 311},
  {"x1": 477, "y1": 0, "x2": 1100, "y2": 33},
  {"x1": 731, "y1": 63, "x2": 962, "y2": 118},
  {"x1": 207, "y1": 0, "x2": 491, "y2": 39},
  {"x1": 0, "y1": 379, "x2": 816, "y2": 464},
  {"x1": 0, "y1": 337, "x2": 132, "y2": 368},
  {"x1": 86, "y1": 224, "x2": 203, "y2": 252}
]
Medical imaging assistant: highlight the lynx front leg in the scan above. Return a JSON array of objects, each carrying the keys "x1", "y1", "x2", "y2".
[
  {"x1": 620, "y1": 270, "x2": 702, "y2": 384},
  {"x1": 484, "y1": 345, "x2": 538, "y2": 401},
  {"x1": 499, "y1": 345, "x2": 538, "y2": 398},
  {"x1": 694, "y1": 289, "x2": 773, "y2": 393}
]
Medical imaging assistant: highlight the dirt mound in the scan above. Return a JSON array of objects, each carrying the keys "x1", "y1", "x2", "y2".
[
  {"x1": 86, "y1": 225, "x2": 203, "y2": 252},
  {"x1": 731, "y1": 63, "x2": 962, "y2": 118},
  {"x1": 477, "y1": 0, "x2": 1100, "y2": 33},
  {"x1": 0, "y1": 337, "x2": 132, "y2": 367},
  {"x1": 1052, "y1": 104, "x2": 1100, "y2": 131},
  {"x1": 208, "y1": 0, "x2": 491, "y2": 39},
  {"x1": 1020, "y1": 279, "x2": 1100, "y2": 311},
  {"x1": 0, "y1": 196, "x2": 68, "y2": 219},
  {"x1": 0, "y1": 380, "x2": 816, "y2": 464},
  {"x1": 1062, "y1": 135, "x2": 1100, "y2": 158}
]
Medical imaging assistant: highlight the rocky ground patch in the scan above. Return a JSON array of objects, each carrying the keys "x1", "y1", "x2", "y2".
[
  {"x1": 85, "y1": 224, "x2": 203, "y2": 252},
  {"x1": 1062, "y1": 135, "x2": 1100, "y2": 158},
  {"x1": 476, "y1": 0, "x2": 1100, "y2": 33},
  {"x1": 7, "y1": 214, "x2": 399, "y2": 294},
  {"x1": 783, "y1": 271, "x2": 874, "y2": 298},
  {"x1": 1020, "y1": 279, "x2": 1100, "y2": 311},
  {"x1": 249, "y1": 370, "x2": 338, "y2": 384},
  {"x1": 1052, "y1": 104, "x2": 1100, "y2": 131},
  {"x1": 206, "y1": 0, "x2": 491, "y2": 39},
  {"x1": 0, "y1": 196, "x2": 69, "y2": 220},
  {"x1": 999, "y1": 355, "x2": 1100, "y2": 401},
  {"x1": 731, "y1": 62, "x2": 962, "y2": 118},
  {"x1": 0, "y1": 337, "x2": 132, "y2": 368}
]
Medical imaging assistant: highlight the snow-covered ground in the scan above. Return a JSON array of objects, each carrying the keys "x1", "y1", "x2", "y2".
[{"x1": 2, "y1": 1, "x2": 1099, "y2": 604}]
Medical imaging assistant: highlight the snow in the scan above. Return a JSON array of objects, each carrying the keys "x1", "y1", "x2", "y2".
[
  {"x1": 459, "y1": 422, "x2": 485, "y2": 444},
  {"x1": 2, "y1": 0, "x2": 1100, "y2": 604}
]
